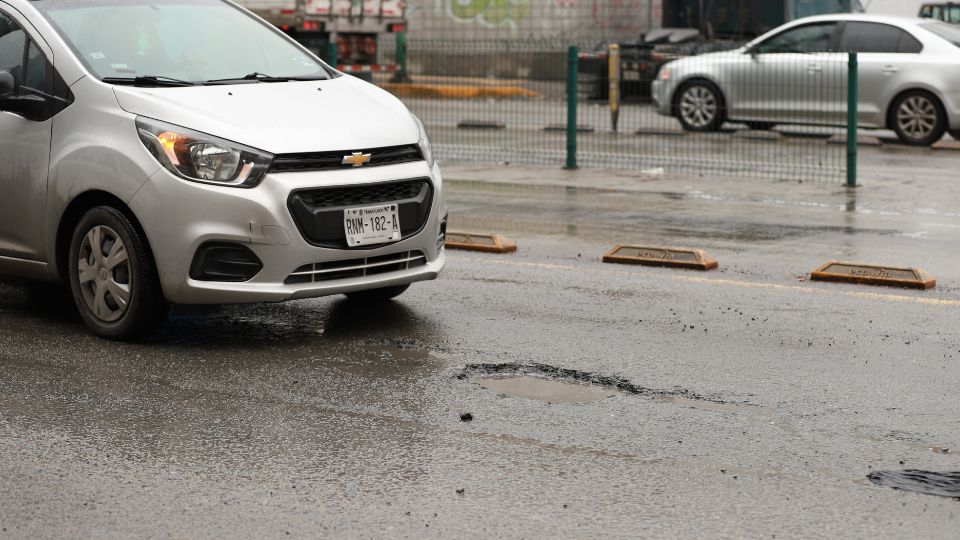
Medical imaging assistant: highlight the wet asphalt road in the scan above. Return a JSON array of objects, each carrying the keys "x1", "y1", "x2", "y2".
[{"x1": 3, "y1": 146, "x2": 960, "y2": 538}]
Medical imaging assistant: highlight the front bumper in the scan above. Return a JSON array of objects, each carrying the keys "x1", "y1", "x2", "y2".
[
  {"x1": 650, "y1": 79, "x2": 673, "y2": 116},
  {"x1": 129, "y1": 160, "x2": 446, "y2": 305}
]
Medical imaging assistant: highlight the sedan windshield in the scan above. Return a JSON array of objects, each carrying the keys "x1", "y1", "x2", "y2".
[{"x1": 34, "y1": 0, "x2": 333, "y2": 84}]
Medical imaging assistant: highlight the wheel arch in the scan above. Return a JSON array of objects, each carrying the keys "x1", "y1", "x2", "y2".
[
  {"x1": 53, "y1": 191, "x2": 154, "y2": 285},
  {"x1": 670, "y1": 76, "x2": 727, "y2": 117}
]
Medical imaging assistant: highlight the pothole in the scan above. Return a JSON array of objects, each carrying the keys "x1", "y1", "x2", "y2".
[
  {"x1": 476, "y1": 375, "x2": 618, "y2": 404},
  {"x1": 656, "y1": 395, "x2": 756, "y2": 414},
  {"x1": 868, "y1": 470, "x2": 960, "y2": 500},
  {"x1": 460, "y1": 363, "x2": 740, "y2": 408}
]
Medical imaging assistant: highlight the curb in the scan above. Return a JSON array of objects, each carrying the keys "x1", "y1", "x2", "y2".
[{"x1": 380, "y1": 83, "x2": 541, "y2": 100}]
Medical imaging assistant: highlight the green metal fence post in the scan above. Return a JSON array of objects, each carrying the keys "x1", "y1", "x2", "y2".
[
  {"x1": 327, "y1": 40, "x2": 338, "y2": 69},
  {"x1": 565, "y1": 46, "x2": 578, "y2": 170},
  {"x1": 847, "y1": 52, "x2": 858, "y2": 188},
  {"x1": 390, "y1": 30, "x2": 412, "y2": 83}
]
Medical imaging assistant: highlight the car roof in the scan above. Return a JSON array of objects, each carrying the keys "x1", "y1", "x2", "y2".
[
  {"x1": 789, "y1": 13, "x2": 930, "y2": 27},
  {"x1": 746, "y1": 13, "x2": 946, "y2": 47}
]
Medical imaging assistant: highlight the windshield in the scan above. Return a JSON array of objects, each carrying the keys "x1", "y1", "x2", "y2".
[
  {"x1": 34, "y1": 0, "x2": 333, "y2": 84},
  {"x1": 922, "y1": 21, "x2": 960, "y2": 48}
]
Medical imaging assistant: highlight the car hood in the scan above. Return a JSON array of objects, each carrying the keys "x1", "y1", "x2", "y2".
[{"x1": 112, "y1": 76, "x2": 418, "y2": 155}]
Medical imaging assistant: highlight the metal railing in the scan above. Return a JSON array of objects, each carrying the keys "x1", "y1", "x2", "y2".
[{"x1": 371, "y1": 40, "x2": 858, "y2": 184}]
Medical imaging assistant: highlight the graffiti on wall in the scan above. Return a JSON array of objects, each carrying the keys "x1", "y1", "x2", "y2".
[
  {"x1": 443, "y1": 0, "x2": 533, "y2": 28},
  {"x1": 428, "y1": 0, "x2": 654, "y2": 37}
]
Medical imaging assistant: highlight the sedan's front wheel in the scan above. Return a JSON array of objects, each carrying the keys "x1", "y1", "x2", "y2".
[
  {"x1": 675, "y1": 80, "x2": 725, "y2": 132},
  {"x1": 68, "y1": 206, "x2": 168, "y2": 340},
  {"x1": 891, "y1": 91, "x2": 946, "y2": 146}
]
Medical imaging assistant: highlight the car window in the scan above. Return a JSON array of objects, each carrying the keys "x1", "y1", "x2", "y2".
[
  {"x1": 839, "y1": 22, "x2": 923, "y2": 54},
  {"x1": 23, "y1": 40, "x2": 47, "y2": 92},
  {"x1": 0, "y1": 11, "x2": 25, "y2": 88},
  {"x1": 922, "y1": 21, "x2": 960, "y2": 48},
  {"x1": 946, "y1": 6, "x2": 960, "y2": 23},
  {"x1": 755, "y1": 23, "x2": 837, "y2": 54}
]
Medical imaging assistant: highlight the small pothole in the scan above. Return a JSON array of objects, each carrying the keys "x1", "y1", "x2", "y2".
[
  {"x1": 868, "y1": 470, "x2": 960, "y2": 500},
  {"x1": 476, "y1": 375, "x2": 618, "y2": 404},
  {"x1": 460, "y1": 363, "x2": 739, "y2": 408}
]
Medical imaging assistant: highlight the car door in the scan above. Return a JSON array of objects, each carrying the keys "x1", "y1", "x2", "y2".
[
  {"x1": 0, "y1": 7, "x2": 53, "y2": 261},
  {"x1": 732, "y1": 21, "x2": 842, "y2": 124},
  {"x1": 836, "y1": 21, "x2": 925, "y2": 127}
]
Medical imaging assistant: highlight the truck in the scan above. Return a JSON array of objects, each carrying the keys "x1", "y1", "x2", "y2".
[
  {"x1": 918, "y1": 3, "x2": 960, "y2": 22},
  {"x1": 235, "y1": 0, "x2": 407, "y2": 78}
]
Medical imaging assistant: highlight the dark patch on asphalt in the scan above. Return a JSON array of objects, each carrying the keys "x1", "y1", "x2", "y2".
[
  {"x1": 868, "y1": 470, "x2": 960, "y2": 500},
  {"x1": 460, "y1": 363, "x2": 736, "y2": 406}
]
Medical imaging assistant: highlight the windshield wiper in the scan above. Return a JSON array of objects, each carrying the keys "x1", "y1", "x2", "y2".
[
  {"x1": 101, "y1": 75, "x2": 197, "y2": 87},
  {"x1": 204, "y1": 72, "x2": 292, "y2": 85}
]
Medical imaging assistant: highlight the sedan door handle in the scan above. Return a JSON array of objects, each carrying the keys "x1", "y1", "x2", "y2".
[
  {"x1": 882, "y1": 65, "x2": 900, "y2": 75},
  {"x1": 807, "y1": 64, "x2": 823, "y2": 74}
]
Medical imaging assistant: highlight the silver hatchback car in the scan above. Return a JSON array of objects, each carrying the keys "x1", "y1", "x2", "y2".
[
  {"x1": 0, "y1": 0, "x2": 446, "y2": 339},
  {"x1": 652, "y1": 15, "x2": 960, "y2": 145}
]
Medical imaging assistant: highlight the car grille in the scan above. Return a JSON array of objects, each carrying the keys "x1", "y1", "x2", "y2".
[
  {"x1": 288, "y1": 179, "x2": 433, "y2": 248},
  {"x1": 270, "y1": 144, "x2": 423, "y2": 173},
  {"x1": 285, "y1": 250, "x2": 427, "y2": 284}
]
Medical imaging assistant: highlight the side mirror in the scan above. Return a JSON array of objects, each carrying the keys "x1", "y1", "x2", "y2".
[{"x1": 0, "y1": 70, "x2": 14, "y2": 97}]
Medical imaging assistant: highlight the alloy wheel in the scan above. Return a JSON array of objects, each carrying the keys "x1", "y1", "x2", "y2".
[
  {"x1": 896, "y1": 95, "x2": 938, "y2": 142},
  {"x1": 77, "y1": 225, "x2": 132, "y2": 323},
  {"x1": 680, "y1": 86, "x2": 718, "y2": 129}
]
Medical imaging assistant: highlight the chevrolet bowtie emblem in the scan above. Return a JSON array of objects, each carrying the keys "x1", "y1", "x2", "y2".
[{"x1": 342, "y1": 152, "x2": 372, "y2": 167}]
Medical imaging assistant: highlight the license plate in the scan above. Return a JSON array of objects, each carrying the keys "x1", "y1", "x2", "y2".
[
  {"x1": 343, "y1": 203, "x2": 401, "y2": 247},
  {"x1": 623, "y1": 71, "x2": 641, "y2": 81}
]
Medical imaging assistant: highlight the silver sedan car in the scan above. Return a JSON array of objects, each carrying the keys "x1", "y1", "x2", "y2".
[{"x1": 652, "y1": 15, "x2": 960, "y2": 145}]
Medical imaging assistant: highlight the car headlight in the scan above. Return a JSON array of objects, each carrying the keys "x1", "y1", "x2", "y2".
[
  {"x1": 136, "y1": 117, "x2": 273, "y2": 188},
  {"x1": 412, "y1": 114, "x2": 435, "y2": 169},
  {"x1": 658, "y1": 67, "x2": 671, "y2": 81}
]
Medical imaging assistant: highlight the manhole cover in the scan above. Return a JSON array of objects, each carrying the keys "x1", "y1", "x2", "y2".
[
  {"x1": 476, "y1": 375, "x2": 618, "y2": 404},
  {"x1": 868, "y1": 470, "x2": 960, "y2": 499}
]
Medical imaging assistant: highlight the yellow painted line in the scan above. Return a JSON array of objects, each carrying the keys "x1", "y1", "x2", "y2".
[{"x1": 456, "y1": 256, "x2": 960, "y2": 307}]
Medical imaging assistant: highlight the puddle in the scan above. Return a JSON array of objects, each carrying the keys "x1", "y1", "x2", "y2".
[
  {"x1": 476, "y1": 375, "x2": 618, "y2": 404},
  {"x1": 868, "y1": 470, "x2": 960, "y2": 500}
]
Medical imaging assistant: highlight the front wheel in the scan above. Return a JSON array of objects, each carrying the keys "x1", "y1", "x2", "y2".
[
  {"x1": 675, "y1": 80, "x2": 725, "y2": 132},
  {"x1": 344, "y1": 284, "x2": 410, "y2": 303},
  {"x1": 891, "y1": 91, "x2": 947, "y2": 146},
  {"x1": 68, "y1": 206, "x2": 168, "y2": 340}
]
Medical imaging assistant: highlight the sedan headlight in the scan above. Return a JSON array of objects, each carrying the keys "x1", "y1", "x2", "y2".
[
  {"x1": 658, "y1": 67, "x2": 671, "y2": 81},
  {"x1": 136, "y1": 117, "x2": 273, "y2": 188},
  {"x1": 412, "y1": 114, "x2": 435, "y2": 169}
]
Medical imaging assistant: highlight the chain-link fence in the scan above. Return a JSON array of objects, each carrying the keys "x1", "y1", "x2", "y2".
[{"x1": 366, "y1": 1, "x2": 853, "y2": 183}]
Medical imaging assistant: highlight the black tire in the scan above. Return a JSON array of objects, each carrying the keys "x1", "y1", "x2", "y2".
[
  {"x1": 344, "y1": 284, "x2": 410, "y2": 303},
  {"x1": 674, "y1": 80, "x2": 726, "y2": 132},
  {"x1": 890, "y1": 90, "x2": 947, "y2": 146},
  {"x1": 68, "y1": 206, "x2": 168, "y2": 340},
  {"x1": 745, "y1": 122, "x2": 775, "y2": 131}
]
